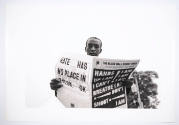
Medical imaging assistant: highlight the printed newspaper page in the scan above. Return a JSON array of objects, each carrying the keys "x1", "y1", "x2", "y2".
[
  {"x1": 55, "y1": 54, "x2": 139, "y2": 108},
  {"x1": 91, "y1": 58, "x2": 139, "y2": 108}
]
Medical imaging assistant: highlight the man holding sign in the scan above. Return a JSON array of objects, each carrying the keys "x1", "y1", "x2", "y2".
[
  {"x1": 50, "y1": 37, "x2": 134, "y2": 108},
  {"x1": 50, "y1": 37, "x2": 103, "y2": 96}
]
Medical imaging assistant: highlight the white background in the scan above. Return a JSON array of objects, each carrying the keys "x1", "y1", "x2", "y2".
[{"x1": 1, "y1": 0, "x2": 177, "y2": 124}]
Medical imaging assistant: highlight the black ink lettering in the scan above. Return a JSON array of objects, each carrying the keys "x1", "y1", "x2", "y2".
[
  {"x1": 57, "y1": 68, "x2": 63, "y2": 75},
  {"x1": 77, "y1": 61, "x2": 87, "y2": 70},
  {"x1": 80, "y1": 74, "x2": 86, "y2": 82},
  {"x1": 79, "y1": 85, "x2": 86, "y2": 92},
  {"x1": 60, "y1": 57, "x2": 71, "y2": 65}
]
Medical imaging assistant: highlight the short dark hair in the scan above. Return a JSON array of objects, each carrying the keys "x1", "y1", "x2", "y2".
[{"x1": 86, "y1": 37, "x2": 102, "y2": 47}]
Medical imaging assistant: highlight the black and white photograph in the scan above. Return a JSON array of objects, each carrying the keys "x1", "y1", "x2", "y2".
[{"x1": 0, "y1": 0, "x2": 177, "y2": 125}]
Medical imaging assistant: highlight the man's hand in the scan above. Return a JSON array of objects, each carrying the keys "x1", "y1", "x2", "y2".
[
  {"x1": 122, "y1": 79, "x2": 133, "y2": 94},
  {"x1": 50, "y1": 78, "x2": 63, "y2": 96},
  {"x1": 122, "y1": 79, "x2": 133, "y2": 88}
]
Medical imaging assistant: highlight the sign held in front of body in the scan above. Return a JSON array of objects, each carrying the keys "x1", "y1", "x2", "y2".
[{"x1": 55, "y1": 54, "x2": 139, "y2": 108}]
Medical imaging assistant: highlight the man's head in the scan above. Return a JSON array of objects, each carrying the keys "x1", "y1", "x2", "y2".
[{"x1": 85, "y1": 37, "x2": 102, "y2": 56}]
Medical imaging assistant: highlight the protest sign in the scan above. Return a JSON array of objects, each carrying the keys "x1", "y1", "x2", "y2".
[{"x1": 55, "y1": 54, "x2": 139, "y2": 108}]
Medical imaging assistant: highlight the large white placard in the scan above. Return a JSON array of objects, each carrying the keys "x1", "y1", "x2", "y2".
[{"x1": 56, "y1": 54, "x2": 139, "y2": 108}]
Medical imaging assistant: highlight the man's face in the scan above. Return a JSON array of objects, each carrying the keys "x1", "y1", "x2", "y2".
[{"x1": 85, "y1": 40, "x2": 102, "y2": 56}]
